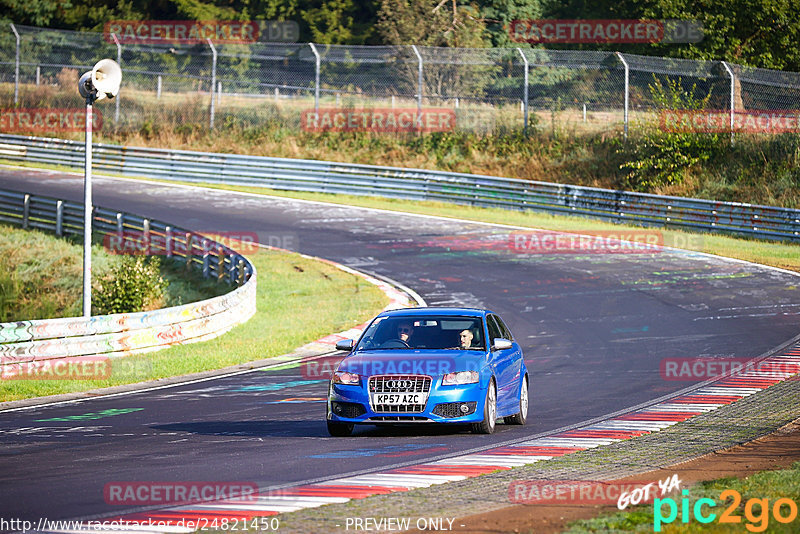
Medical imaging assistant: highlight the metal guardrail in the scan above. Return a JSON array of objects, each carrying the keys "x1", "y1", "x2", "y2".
[
  {"x1": 1, "y1": 134, "x2": 799, "y2": 242},
  {"x1": 0, "y1": 187, "x2": 256, "y2": 368}
]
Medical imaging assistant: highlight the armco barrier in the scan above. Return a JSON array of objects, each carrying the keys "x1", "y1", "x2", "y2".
[
  {"x1": 0, "y1": 188, "x2": 256, "y2": 371},
  {"x1": 1, "y1": 134, "x2": 798, "y2": 242}
]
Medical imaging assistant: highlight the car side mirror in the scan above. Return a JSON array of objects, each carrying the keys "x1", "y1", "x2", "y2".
[
  {"x1": 492, "y1": 338, "x2": 512, "y2": 351},
  {"x1": 335, "y1": 339, "x2": 355, "y2": 351}
]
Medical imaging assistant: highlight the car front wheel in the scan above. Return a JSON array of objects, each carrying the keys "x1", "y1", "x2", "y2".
[
  {"x1": 504, "y1": 375, "x2": 528, "y2": 425},
  {"x1": 472, "y1": 379, "x2": 497, "y2": 434},
  {"x1": 327, "y1": 420, "x2": 354, "y2": 436}
]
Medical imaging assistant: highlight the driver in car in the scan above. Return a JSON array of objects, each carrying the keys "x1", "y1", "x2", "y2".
[{"x1": 397, "y1": 322, "x2": 415, "y2": 346}]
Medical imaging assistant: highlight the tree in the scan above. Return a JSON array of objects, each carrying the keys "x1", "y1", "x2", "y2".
[
  {"x1": 377, "y1": 0, "x2": 486, "y2": 47},
  {"x1": 543, "y1": 0, "x2": 800, "y2": 71},
  {"x1": 479, "y1": 0, "x2": 544, "y2": 47}
]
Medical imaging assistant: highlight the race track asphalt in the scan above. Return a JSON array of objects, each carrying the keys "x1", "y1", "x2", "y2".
[{"x1": 1, "y1": 167, "x2": 799, "y2": 523}]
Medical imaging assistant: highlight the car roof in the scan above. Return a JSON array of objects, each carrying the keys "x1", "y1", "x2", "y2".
[{"x1": 377, "y1": 307, "x2": 490, "y2": 319}]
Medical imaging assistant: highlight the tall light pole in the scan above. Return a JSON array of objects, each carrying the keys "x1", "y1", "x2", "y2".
[{"x1": 78, "y1": 59, "x2": 122, "y2": 317}]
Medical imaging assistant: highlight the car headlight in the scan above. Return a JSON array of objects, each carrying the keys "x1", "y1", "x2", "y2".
[
  {"x1": 332, "y1": 371, "x2": 360, "y2": 385},
  {"x1": 442, "y1": 371, "x2": 479, "y2": 385}
]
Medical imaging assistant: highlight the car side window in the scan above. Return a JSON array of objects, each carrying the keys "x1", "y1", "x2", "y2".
[
  {"x1": 495, "y1": 315, "x2": 514, "y2": 341},
  {"x1": 487, "y1": 315, "x2": 503, "y2": 347}
]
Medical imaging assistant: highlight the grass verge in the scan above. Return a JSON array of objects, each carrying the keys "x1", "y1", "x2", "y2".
[
  {"x1": 0, "y1": 246, "x2": 389, "y2": 402},
  {"x1": 0, "y1": 224, "x2": 224, "y2": 321},
  {"x1": 4, "y1": 82, "x2": 800, "y2": 207},
  {"x1": 565, "y1": 461, "x2": 800, "y2": 533},
  {"x1": 2, "y1": 157, "x2": 797, "y2": 273}
]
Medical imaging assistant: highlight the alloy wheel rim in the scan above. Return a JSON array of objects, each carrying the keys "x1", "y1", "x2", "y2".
[
  {"x1": 520, "y1": 379, "x2": 528, "y2": 417},
  {"x1": 488, "y1": 382, "x2": 496, "y2": 429}
]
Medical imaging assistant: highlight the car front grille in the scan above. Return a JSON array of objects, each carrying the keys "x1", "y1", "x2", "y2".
[
  {"x1": 369, "y1": 375, "x2": 431, "y2": 413},
  {"x1": 369, "y1": 416, "x2": 430, "y2": 422}
]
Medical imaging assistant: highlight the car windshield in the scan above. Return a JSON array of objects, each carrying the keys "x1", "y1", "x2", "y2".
[{"x1": 355, "y1": 315, "x2": 485, "y2": 351}]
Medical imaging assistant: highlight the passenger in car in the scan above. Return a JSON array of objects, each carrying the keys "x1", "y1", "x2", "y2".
[{"x1": 459, "y1": 329, "x2": 474, "y2": 349}]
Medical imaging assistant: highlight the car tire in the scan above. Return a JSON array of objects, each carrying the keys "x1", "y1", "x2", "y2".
[
  {"x1": 472, "y1": 379, "x2": 497, "y2": 434},
  {"x1": 504, "y1": 375, "x2": 528, "y2": 425},
  {"x1": 327, "y1": 420, "x2": 354, "y2": 437}
]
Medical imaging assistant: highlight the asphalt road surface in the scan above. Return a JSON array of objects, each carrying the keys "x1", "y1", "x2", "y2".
[{"x1": 1, "y1": 167, "x2": 799, "y2": 523}]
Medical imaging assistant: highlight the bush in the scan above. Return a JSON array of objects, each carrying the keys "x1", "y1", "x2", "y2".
[
  {"x1": 93, "y1": 256, "x2": 169, "y2": 315},
  {"x1": 618, "y1": 77, "x2": 724, "y2": 192}
]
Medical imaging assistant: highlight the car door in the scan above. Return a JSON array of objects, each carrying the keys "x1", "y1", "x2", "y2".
[
  {"x1": 487, "y1": 314, "x2": 516, "y2": 413},
  {"x1": 495, "y1": 314, "x2": 523, "y2": 403}
]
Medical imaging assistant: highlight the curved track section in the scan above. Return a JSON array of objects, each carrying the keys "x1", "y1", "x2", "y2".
[{"x1": 1, "y1": 167, "x2": 799, "y2": 523}]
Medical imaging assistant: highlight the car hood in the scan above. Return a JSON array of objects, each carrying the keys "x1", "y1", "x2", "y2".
[{"x1": 337, "y1": 349, "x2": 486, "y2": 376}]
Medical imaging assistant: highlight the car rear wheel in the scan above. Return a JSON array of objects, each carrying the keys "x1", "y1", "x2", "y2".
[
  {"x1": 472, "y1": 380, "x2": 496, "y2": 434},
  {"x1": 504, "y1": 375, "x2": 528, "y2": 425},
  {"x1": 327, "y1": 420, "x2": 354, "y2": 436}
]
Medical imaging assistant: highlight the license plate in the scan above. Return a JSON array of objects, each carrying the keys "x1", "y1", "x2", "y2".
[{"x1": 374, "y1": 393, "x2": 423, "y2": 405}]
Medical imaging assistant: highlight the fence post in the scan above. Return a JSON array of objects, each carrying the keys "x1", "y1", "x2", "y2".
[
  {"x1": 157, "y1": 75, "x2": 162, "y2": 99},
  {"x1": 36, "y1": 66, "x2": 40, "y2": 86},
  {"x1": 207, "y1": 38, "x2": 217, "y2": 129},
  {"x1": 116, "y1": 212, "x2": 123, "y2": 235},
  {"x1": 308, "y1": 43, "x2": 321, "y2": 112},
  {"x1": 411, "y1": 45, "x2": 423, "y2": 128},
  {"x1": 56, "y1": 200, "x2": 63, "y2": 236},
  {"x1": 517, "y1": 48, "x2": 529, "y2": 133},
  {"x1": 615, "y1": 52, "x2": 629, "y2": 140},
  {"x1": 721, "y1": 61, "x2": 736, "y2": 145},
  {"x1": 165, "y1": 226, "x2": 172, "y2": 257},
  {"x1": 185, "y1": 232, "x2": 194, "y2": 269},
  {"x1": 112, "y1": 34, "x2": 122, "y2": 124},
  {"x1": 202, "y1": 239, "x2": 210, "y2": 277},
  {"x1": 217, "y1": 247, "x2": 226, "y2": 281},
  {"x1": 111, "y1": 33, "x2": 122, "y2": 124},
  {"x1": 143, "y1": 219, "x2": 150, "y2": 248},
  {"x1": 22, "y1": 194, "x2": 29, "y2": 229},
  {"x1": 217, "y1": 81, "x2": 222, "y2": 105},
  {"x1": 10, "y1": 24, "x2": 19, "y2": 105},
  {"x1": 229, "y1": 255, "x2": 238, "y2": 284}
]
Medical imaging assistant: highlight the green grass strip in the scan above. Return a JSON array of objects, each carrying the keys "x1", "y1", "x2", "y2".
[
  {"x1": 566, "y1": 461, "x2": 800, "y2": 533},
  {"x1": 125, "y1": 176, "x2": 800, "y2": 274},
  {"x1": 0, "y1": 247, "x2": 388, "y2": 402},
  {"x1": 2, "y1": 159, "x2": 797, "y2": 273}
]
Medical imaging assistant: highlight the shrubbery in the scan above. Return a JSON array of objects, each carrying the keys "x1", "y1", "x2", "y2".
[
  {"x1": 616, "y1": 77, "x2": 724, "y2": 192},
  {"x1": 93, "y1": 256, "x2": 169, "y2": 315}
]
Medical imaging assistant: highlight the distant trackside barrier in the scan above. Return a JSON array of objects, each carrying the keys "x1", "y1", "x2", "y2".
[
  {"x1": 0, "y1": 187, "x2": 256, "y2": 375},
  {"x1": 0, "y1": 134, "x2": 798, "y2": 242}
]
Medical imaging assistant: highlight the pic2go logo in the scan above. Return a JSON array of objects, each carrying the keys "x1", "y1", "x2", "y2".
[{"x1": 654, "y1": 489, "x2": 799, "y2": 532}]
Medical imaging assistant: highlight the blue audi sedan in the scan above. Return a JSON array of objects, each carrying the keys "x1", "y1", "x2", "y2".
[{"x1": 326, "y1": 308, "x2": 528, "y2": 436}]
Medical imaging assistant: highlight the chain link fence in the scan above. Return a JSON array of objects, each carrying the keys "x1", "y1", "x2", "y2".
[{"x1": 2, "y1": 23, "x2": 800, "y2": 137}]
